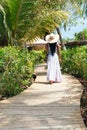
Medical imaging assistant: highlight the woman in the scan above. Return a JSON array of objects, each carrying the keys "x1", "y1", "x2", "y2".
[{"x1": 45, "y1": 33, "x2": 62, "y2": 84}]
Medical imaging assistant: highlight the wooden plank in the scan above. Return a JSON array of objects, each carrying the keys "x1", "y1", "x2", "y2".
[{"x1": 0, "y1": 64, "x2": 86, "y2": 130}]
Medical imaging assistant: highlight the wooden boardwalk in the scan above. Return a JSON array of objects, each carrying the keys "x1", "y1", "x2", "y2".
[{"x1": 0, "y1": 64, "x2": 86, "y2": 130}]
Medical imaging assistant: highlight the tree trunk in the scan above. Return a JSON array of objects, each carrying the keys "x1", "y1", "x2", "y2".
[{"x1": 56, "y1": 27, "x2": 66, "y2": 50}]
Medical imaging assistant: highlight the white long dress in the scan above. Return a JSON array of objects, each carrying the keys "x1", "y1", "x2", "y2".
[{"x1": 47, "y1": 44, "x2": 62, "y2": 82}]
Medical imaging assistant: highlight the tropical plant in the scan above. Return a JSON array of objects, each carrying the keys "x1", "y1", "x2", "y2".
[
  {"x1": 0, "y1": 0, "x2": 68, "y2": 46},
  {"x1": 74, "y1": 28, "x2": 87, "y2": 40},
  {"x1": 0, "y1": 0, "x2": 86, "y2": 46},
  {"x1": 0, "y1": 46, "x2": 46, "y2": 97},
  {"x1": 0, "y1": 1, "x2": 10, "y2": 46},
  {"x1": 61, "y1": 46, "x2": 87, "y2": 79},
  {"x1": 30, "y1": 50, "x2": 46, "y2": 65},
  {"x1": 0, "y1": 46, "x2": 34, "y2": 97}
]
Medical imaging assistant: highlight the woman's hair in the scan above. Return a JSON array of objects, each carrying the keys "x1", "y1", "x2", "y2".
[{"x1": 49, "y1": 42, "x2": 57, "y2": 56}]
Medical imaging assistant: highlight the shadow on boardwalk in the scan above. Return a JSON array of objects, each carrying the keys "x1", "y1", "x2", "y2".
[{"x1": 0, "y1": 64, "x2": 86, "y2": 130}]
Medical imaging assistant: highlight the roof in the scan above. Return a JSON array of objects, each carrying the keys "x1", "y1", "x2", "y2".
[{"x1": 33, "y1": 38, "x2": 47, "y2": 44}]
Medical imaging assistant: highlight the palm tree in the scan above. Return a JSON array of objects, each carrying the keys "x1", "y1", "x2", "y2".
[
  {"x1": 0, "y1": 0, "x2": 86, "y2": 46},
  {"x1": 0, "y1": 2, "x2": 9, "y2": 46},
  {"x1": 0, "y1": 0, "x2": 68, "y2": 46}
]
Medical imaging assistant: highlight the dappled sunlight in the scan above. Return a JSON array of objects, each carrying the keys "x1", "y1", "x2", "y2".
[
  {"x1": 23, "y1": 95, "x2": 62, "y2": 106},
  {"x1": 0, "y1": 114, "x2": 11, "y2": 129},
  {"x1": 0, "y1": 71, "x2": 86, "y2": 129},
  {"x1": 0, "y1": 99, "x2": 11, "y2": 104}
]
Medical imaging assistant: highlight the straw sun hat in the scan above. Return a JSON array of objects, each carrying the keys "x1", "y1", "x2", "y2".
[{"x1": 45, "y1": 33, "x2": 59, "y2": 44}]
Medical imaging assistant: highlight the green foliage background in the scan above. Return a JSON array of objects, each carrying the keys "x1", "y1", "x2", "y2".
[
  {"x1": 0, "y1": 46, "x2": 45, "y2": 97},
  {"x1": 74, "y1": 28, "x2": 87, "y2": 40},
  {"x1": 61, "y1": 46, "x2": 87, "y2": 80}
]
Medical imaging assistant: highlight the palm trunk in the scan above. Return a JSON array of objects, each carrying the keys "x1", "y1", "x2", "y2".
[
  {"x1": 56, "y1": 27, "x2": 66, "y2": 50},
  {"x1": 11, "y1": 30, "x2": 16, "y2": 45}
]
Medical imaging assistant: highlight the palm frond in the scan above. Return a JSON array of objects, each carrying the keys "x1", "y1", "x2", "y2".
[
  {"x1": 6, "y1": 0, "x2": 22, "y2": 31},
  {"x1": 0, "y1": 4, "x2": 10, "y2": 42},
  {"x1": 24, "y1": 10, "x2": 68, "y2": 42},
  {"x1": 0, "y1": 4, "x2": 7, "y2": 29}
]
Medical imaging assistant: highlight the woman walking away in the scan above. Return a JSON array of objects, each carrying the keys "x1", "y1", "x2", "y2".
[{"x1": 45, "y1": 33, "x2": 62, "y2": 84}]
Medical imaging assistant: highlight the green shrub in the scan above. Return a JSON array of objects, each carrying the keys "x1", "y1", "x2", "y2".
[
  {"x1": 0, "y1": 47, "x2": 46, "y2": 97},
  {"x1": 30, "y1": 50, "x2": 46, "y2": 65},
  {"x1": 0, "y1": 46, "x2": 33, "y2": 97},
  {"x1": 75, "y1": 28, "x2": 87, "y2": 40},
  {"x1": 61, "y1": 46, "x2": 87, "y2": 79}
]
